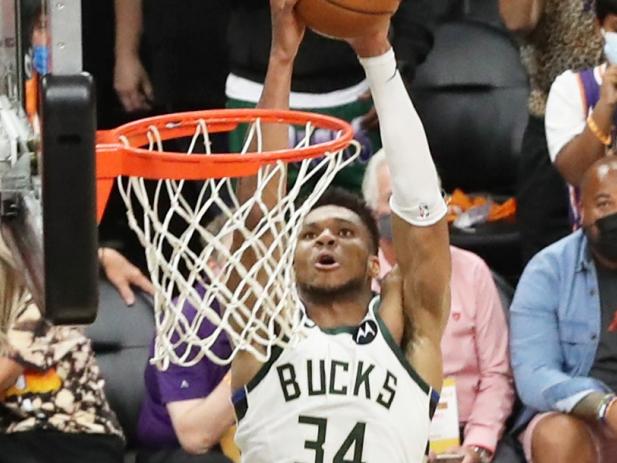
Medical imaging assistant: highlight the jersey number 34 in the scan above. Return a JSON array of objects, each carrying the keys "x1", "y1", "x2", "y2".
[{"x1": 298, "y1": 415, "x2": 366, "y2": 463}]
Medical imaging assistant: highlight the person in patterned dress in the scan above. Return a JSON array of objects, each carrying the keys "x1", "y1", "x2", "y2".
[
  {"x1": 0, "y1": 236, "x2": 125, "y2": 463},
  {"x1": 499, "y1": 0, "x2": 604, "y2": 262}
]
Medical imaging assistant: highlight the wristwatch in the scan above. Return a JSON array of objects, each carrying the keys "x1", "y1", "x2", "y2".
[{"x1": 471, "y1": 446, "x2": 492, "y2": 463}]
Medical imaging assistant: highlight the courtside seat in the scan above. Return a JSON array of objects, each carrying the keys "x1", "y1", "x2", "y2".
[
  {"x1": 411, "y1": 19, "x2": 529, "y2": 283},
  {"x1": 86, "y1": 279, "x2": 155, "y2": 463}
]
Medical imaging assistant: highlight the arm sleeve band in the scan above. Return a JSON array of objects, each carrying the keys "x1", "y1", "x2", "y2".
[{"x1": 359, "y1": 48, "x2": 447, "y2": 227}]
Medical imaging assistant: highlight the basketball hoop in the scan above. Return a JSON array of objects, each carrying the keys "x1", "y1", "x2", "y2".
[{"x1": 96, "y1": 108, "x2": 359, "y2": 369}]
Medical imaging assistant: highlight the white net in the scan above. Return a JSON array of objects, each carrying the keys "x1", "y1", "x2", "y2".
[{"x1": 115, "y1": 116, "x2": 359, "y2": 368}]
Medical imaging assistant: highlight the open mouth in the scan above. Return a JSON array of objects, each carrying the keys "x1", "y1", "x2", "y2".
[{"x1": 314, "y1": 252, "x2": 341, "y2": 270}]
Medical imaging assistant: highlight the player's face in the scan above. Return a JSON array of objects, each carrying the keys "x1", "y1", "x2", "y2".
[{"x1": 294, "y1": 205, "x2": 378, "y2": 296}]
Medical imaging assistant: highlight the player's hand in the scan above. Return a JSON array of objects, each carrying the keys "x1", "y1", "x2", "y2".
[
  {"x1": 99, "y1": 247, "x2": 155, "y2": 306},
  {"x1": 600, "y1": 65, "x2": 617, "y2": 110},
  {"x1": 114, "y1": 53, "x2": 154, "y2": 113},
  {"x1": 270, "y1": 0, "x2": 305, "y2": 62}
]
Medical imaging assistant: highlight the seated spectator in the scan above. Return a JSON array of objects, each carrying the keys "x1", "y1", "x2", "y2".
[
  {"x1": 136, "y1": 219, "x2": 234, "y2": 463},
  {"x1": 362, "y1": 149, "x2": 515, "y2": 463},
  {"x1": 545, "y1": 0, "x2": 617, "y2": 226},
  {"x1": 510, "y1": 156, "x2": 617, "y2": 463},
  {"x1": 0, "y1": 237, "x2": 125, "y2": 463}
]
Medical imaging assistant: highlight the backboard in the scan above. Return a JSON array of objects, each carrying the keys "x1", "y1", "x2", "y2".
[{"x1": 0, "y1": 0, "x2": 98, "y2": 324}]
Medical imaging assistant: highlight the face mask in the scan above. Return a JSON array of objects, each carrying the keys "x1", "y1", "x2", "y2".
[
  {"x1": 588, "y1": 211, "x2": 617, "y2": 262},
  {"x1": 32, "y1": 45, "x2": 48, "y2": 75},
  {"x1": 377, "y1": 214, "x2": 393, "y2": 242}
]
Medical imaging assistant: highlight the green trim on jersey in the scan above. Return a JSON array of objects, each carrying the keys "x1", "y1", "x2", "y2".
[
  {"x1": 319, "y1": 325, "x2": 356, "y2": 335},
  {"x1": 246, "y1": 345, "x2": 285, "y2": 393},
  {"x1": 372, "y1": 298, "x2": 432, "y2": 396}
]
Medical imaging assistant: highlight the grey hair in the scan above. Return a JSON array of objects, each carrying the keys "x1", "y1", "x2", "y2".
[
  {"x1": 361, "y1": 148, "x2": 444, "y2": 211},
  {"x1": 361, "y1": 148, "x2": 387, "y2": 212}
]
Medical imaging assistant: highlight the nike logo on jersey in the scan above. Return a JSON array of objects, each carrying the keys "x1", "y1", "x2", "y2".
[{"x1": 276, "y1": 359, "x2": 398, "y2": 410}]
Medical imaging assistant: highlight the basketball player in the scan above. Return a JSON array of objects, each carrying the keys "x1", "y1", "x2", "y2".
[{"x1": 230, "y1": 1, "x2": 450, "y2": 462}]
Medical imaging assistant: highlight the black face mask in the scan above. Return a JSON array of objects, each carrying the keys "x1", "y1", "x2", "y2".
[{"x1": 588, "y1": 211, "x2": 617, "y2": 262}]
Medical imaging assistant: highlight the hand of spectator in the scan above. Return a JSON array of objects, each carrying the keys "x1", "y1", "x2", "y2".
[
  {"x1": 99, "y1": 247, "x2": 155, "y2": 306},
  {"x1": 0, "y1": 357, "x2": 24, "y2": 394},
  {"x1": 114, "y1": 53, "x2": 154, "y2": 113},
  {"x1": 444, "y1": 446, "x2": 480, "y2": 463},
  {"x1": 600, "y1": 65, "x2": 617, "y2": 110},
  {"x1": 606, "y1": 397, "x2": 617, "y2": 436}
]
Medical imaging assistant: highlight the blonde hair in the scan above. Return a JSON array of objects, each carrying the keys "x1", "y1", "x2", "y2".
[{"x1": 0, "y1": 236, "x2": 30, "y2": 350}]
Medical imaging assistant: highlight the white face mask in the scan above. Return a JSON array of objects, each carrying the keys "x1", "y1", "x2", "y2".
[{"x1": 602, "y1": 28, "x2": 617, "y2": 64}]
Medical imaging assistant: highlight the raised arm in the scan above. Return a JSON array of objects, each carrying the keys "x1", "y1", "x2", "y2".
[
  {"x1": 229, "y1": 0, "x2": 305, "y2": 390},
  {"x1": 351, "y1": 31, "x2": 450, "y2": 390},
  {"x1": 546, "y1": 66, "x2": 617, "y2": 187},
  {"x1": 499, "y1": 0, "x2": 545, "y2": 36}
]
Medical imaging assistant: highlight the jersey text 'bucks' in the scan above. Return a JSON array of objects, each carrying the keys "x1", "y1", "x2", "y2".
[{"x1": 233, "y1": 298, "x2": 439, "y2": 463}]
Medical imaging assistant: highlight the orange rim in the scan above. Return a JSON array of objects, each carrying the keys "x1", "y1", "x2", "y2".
[{"x1": 95, "y1": 108, "x2": 354, "y2": 222}]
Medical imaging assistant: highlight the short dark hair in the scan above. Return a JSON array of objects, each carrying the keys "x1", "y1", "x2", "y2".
[
  {"x1": 596, "y1": 0, "x2": 617, "y2": 22},
  {"x1": 309, "y1": 187, "x2": 379, "y2": 255}
]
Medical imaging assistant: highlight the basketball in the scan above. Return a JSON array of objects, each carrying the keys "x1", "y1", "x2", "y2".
[{"x1": 296, "y1": 0, "x2": 401, "y2": 39}]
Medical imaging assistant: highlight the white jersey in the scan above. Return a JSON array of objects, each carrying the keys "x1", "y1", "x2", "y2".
[{"x1": 234, "y1": 297, "x2": 439, "y2": 463}]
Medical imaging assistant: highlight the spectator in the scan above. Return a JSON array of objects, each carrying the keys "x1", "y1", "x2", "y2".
[
  {"x1": 226, "y1": 0, "x2": 435, "y2": 193},
  {"x1": 499, "y1": 0, "x2": 603, "y2": 263},
  {"x1": 510, "y1": 156, "x2": 617, "y2": 463},
  {"x1": 0, "y1": 237, "x2": 125, "y2": 463},
  {"x1": 362, "y1": 149, "x2": 515, "y2": 463},
  {"x1": 135, "y1": 218, "x2": 235, "y2": 463},
  {"x1": 111, "y1": 0, "x2": 231, "y2": 277},
  {"x1": 545, "y1": 0, "x2": 617, "y2": 227},
  {"x1": 114, "y1": 0, "x2": 229, "y2": 118}
]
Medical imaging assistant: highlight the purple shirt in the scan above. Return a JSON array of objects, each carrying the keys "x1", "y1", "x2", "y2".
[{"x1": 137, "y1": 286, "x2": 231, "y2": 448}]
